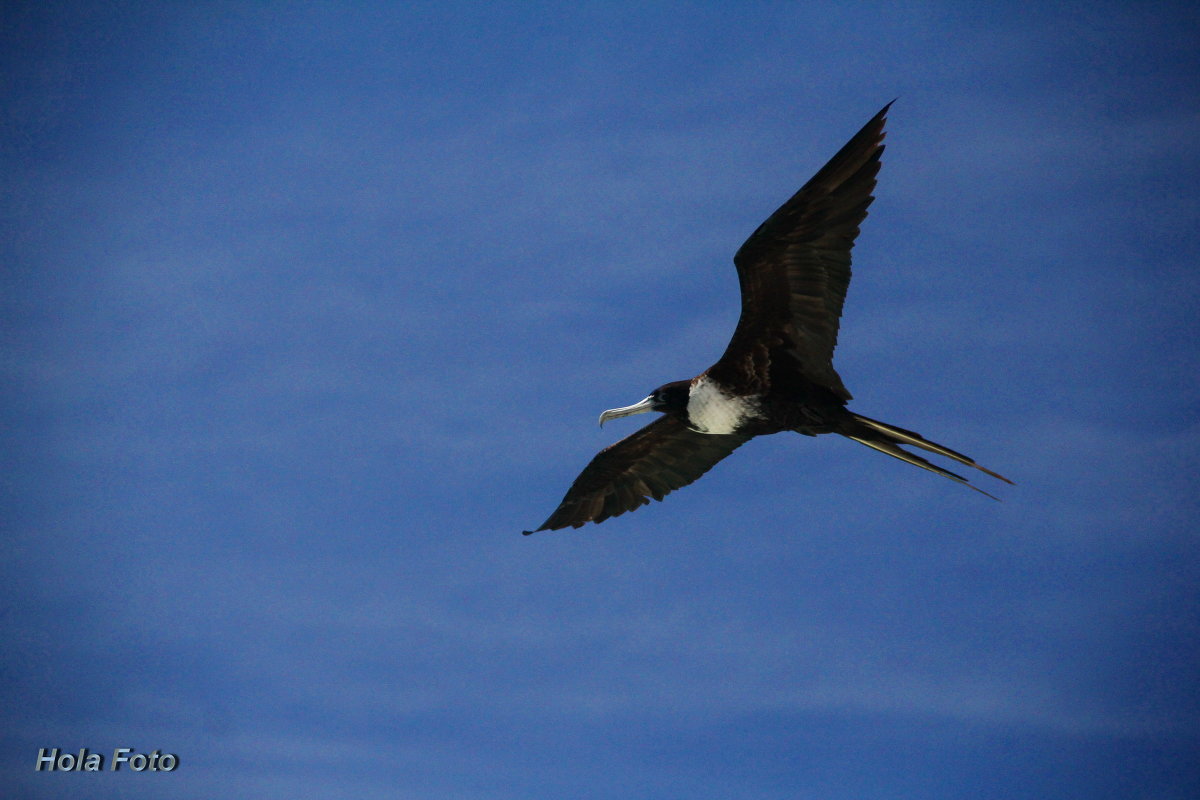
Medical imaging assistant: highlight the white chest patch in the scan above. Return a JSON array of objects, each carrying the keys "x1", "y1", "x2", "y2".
[{"x1": 687, "y1": 378, "x2": 759, "y2": 434}]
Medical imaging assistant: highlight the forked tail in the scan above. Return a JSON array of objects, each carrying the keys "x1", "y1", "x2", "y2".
[{"x1": 841, "y1": 412, "x2": 1013, "y2": 500}]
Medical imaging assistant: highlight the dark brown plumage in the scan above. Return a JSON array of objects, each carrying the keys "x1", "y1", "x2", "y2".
[
  {"x1": 532, "y1": 415, "x2": 751, "y2": 533},
  {"x1": 525, "y1": 103, "x2": 1010, "y2": 534}
]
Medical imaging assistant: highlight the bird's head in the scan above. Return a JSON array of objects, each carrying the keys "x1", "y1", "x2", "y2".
[{"x1": 598, "y1": 380, "x2": 690, "y2": 426}]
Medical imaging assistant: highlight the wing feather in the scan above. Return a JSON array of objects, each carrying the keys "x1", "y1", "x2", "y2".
[
  {"x1": 525, "y1": 416, "x2": 751, "y2": 533},
  {"x1": 711, "y1": 102, "x2": 892, "y2": 400}
]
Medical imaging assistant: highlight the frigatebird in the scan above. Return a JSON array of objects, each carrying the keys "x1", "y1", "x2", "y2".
[{"x1": 525, "y1": 103, "x2": 1010, "y2": 534}]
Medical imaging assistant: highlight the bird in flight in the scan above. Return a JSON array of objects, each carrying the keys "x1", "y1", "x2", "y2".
[{"x1": 525, "y1": 103, "x2": 1010, "y2": 534}]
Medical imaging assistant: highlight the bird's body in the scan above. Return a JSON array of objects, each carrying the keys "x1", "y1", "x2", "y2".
[
  {"x1": 685, "y1": 377, "x2": 761, "y2": 435},
  {"x1": 679, "y1": 375, "x2": 840, "y2": 437},
  {"x1": 525, "y1": 103, "x2": 1010, "y2": 534}
]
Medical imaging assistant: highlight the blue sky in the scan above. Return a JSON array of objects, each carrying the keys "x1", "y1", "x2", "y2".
[{"x1": 3, "y1": 2, "x2": 1198, "y2": 798}]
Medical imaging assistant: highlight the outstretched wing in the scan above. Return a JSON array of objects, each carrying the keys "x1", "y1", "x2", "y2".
[
  {"x1": 525, "y1": 416, "x2": 751, "y2": 533},
  {"x1": 710, "y1": 102, "x2": 891, "y2": 401}
]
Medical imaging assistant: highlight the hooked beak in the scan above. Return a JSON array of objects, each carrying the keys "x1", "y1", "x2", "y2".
[{"x1": 598, "y1": 396, "x2": 655, "y2": 427}]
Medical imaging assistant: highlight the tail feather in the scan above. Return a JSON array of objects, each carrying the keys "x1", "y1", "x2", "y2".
[
  {"x1": 844, "y1": 412, "x2": 1012, "y2": 498},
  {"x1": 845, "y1": 435, "x2": 1002, "y2": 501}
]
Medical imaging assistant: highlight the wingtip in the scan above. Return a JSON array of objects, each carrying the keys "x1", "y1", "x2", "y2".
[{"x1": 523, "y1": 520, "x2": 556, "y2": 535}]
